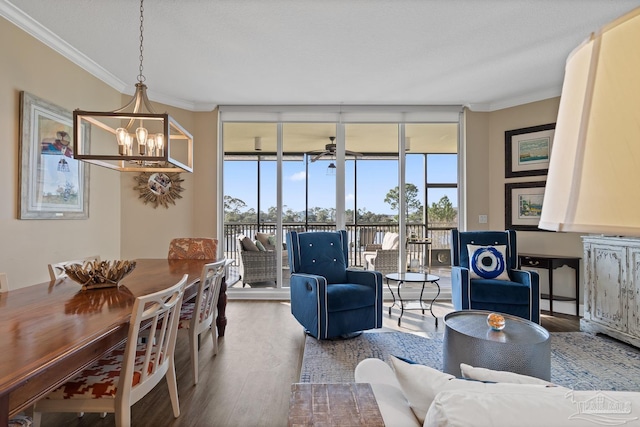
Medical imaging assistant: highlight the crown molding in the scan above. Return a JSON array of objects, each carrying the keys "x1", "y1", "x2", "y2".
[
  {"x1": 0, "y1": 0, "x2": 214, "y2": 112},
  {"x1": 467, "y1": 86, "x2": 562, "y2": 112}
]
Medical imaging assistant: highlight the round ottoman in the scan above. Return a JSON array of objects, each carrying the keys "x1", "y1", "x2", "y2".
[{"x1": 443, "y1": 310, "x2": 551, "y2": 380}]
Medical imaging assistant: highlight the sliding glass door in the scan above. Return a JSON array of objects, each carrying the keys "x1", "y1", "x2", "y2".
[{"x1": 219, "y1": 106, "x2": 461, "y2": 296}]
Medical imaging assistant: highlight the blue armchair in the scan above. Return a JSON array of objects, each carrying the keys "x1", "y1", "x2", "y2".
[
  {"x1": 450, "y1": 229, "x2": 540, "y2": 324},
  {"x1": 287, "y1": 230, "x2": 384, "y2": 339}
]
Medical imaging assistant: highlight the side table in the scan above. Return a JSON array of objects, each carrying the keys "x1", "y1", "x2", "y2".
[
  {"x1": 385, "y1": 273, "x2": 440, "y2": 326},
  {"x1": 518, "y1": 253, "x2": 581, "y2": 316},
  {"x1": 443, "y1": 310, "x2": 551, "y2": 380},
  {"x1": 288, "y1": 383, "x2": 384, "y2": 427}
]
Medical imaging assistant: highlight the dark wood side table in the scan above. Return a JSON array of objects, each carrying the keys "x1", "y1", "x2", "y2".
[
  {"x1": 518, "y1": 253, "x2": 581, "y2": 316},
  {"x1": 288, "y1": 383, "x2": 384, "y2": 427}
]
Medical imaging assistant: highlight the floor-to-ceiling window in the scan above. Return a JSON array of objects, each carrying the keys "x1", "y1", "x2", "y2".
[{"x1": 218, "y1": 106, "x2": 461, "y2": 297}]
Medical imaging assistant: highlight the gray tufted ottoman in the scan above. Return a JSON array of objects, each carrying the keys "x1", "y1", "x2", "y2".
[{"x1": 443, "y1": 310, "x2": 551, "y2": 380}]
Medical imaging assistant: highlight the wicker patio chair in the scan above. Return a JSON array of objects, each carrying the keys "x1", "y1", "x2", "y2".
[{"x1": 237, "y1": 236, "x2": 278, "y2": 287}]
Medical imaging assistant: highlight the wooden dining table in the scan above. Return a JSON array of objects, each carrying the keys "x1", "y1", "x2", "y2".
[{"x1": 0, "y1": 258, "x2": 228, "y2": 426}]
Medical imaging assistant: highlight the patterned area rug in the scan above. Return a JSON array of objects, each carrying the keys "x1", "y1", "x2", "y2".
[{"x1": 300, "y1": 331, "x2": 640, "y2": 391}]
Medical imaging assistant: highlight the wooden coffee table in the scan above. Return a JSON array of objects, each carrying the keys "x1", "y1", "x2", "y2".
[{"x1": 288, "y1": 383, "x2": 384, "y2": 426}]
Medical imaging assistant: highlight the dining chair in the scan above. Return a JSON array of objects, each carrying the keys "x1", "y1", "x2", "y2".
[
  {"x1": 167, "y1": 237, "x2": 217, "y2": 260},
  {"x1": 33, "y1": 274, "x2": 188, "y2": 427},
  {"x1": 178, "y1": 259, "x2": 226, "y2": 385},
  {"x1": 48, "y1": 255, "x2": 101, "y2": 280}
]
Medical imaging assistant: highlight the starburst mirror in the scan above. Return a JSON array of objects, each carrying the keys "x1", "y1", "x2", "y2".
[{"x1": 133, "y1": 172, "x2": 184, "y2": 208}]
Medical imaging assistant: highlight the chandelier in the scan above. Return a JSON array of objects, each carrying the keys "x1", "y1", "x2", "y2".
[{"x1": 72, "y1": 0, "x2": 193, "y2": 173}]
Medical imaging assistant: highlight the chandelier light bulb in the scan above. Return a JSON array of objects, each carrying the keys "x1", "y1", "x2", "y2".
[
  {"x1": 148, "y1": 134, "x2": 156, "y2": 156},
  {"x1": 124, "y1": 133, "x2": 133, "y2": 155},
  {"x1": 155, "y1": 133, "x2": 164, "y2": 155},
  {"x1": 116, "y1": 127, "x2": 128, "y2": 154},
  {"x1": 136, "y1": 125, "x2": 148, "y2": 155}
]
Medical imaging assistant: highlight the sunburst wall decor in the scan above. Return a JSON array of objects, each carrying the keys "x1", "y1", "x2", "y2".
[{"x1": 133, "y1": 172, "x2": 184, "y2": 208}]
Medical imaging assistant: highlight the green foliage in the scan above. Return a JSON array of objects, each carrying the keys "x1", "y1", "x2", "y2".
[
  {"x1": 384, "y1": 183, "x2": 423, "y2": 222},
  {"x1": 223, "y1": 187, "x2": 456, "y2": 226},
  {"x1": 428, "y1": 195, "x2": 457, "y2": 224}
]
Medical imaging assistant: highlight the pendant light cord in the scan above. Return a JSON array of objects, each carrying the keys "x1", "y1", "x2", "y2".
[{"x1": 138, "y1": 0, "x2": 145, "y2": 83}]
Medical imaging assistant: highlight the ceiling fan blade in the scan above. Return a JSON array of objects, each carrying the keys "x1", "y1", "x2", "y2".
[
  {"x1": 345, "y1": 150, "x2": 363, "y2": 157},
  {"x1": 310, "y1": 151, "x2": 328, "y2": 162}
]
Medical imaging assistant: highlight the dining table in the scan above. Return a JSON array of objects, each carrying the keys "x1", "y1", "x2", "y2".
[{"x1": 0, "y1": 258, "x2": 229, "y2": 426}]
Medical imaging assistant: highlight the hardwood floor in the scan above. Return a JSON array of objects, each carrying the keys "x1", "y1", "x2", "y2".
[{"x1": 38, "y1": 300, "x2": 579, "y2": 427}]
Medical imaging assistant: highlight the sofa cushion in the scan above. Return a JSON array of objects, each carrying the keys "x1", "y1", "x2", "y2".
[
  {"x1": 354, "y1": 358, "x2": 419, "y2": 427},
  {"x1": 382, "y1": 232, "x2": 400, "y2": 250},
  {"x1": 240, "y1": 236, "x2": 260, "y2": 252},
  {"x1": 424, "y1": 387, "x2": 640, "y2": 427},
  {"x1": 460, "y1": 363, "x2": 553, "y2": 386},
  {"x1": 255, "y1": 240, "x2": 266, "y2": 251},
  {"x1": 389, "y1": 356, "x2": 487, "y2": 424},
  {"x1": 467, "y1": 244, "x2": 511, "y2": 280},
  {"x1": 326, "y1": 284, "x2": 376, "y2": 312},
  {"x1": 255, "y1": 232, "x2": 271, "y2": 248},
  {"x1": 470, "y1": 279, "x2": 530, "y2": 303}
]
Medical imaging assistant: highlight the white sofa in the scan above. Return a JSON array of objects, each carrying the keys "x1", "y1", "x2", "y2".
[{"x1": 355, "y1": 357, "x2": 640, "y2": 427}]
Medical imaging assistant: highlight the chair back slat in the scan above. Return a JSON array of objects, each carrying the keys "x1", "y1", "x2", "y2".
[
  {"x1": 120, "y1": 274, "x2": 187, "y2": 402},
  {"x1": 192, "y1": 260, "x2": 226, "y2": 332}
]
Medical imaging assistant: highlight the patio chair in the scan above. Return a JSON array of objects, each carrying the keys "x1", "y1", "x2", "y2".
[
  {"x1": 237, "y1": 235, "x2": 278, "y2": 286},
  {"x1": 362, "y1": 232, "x2": 400, "y2": 275}
]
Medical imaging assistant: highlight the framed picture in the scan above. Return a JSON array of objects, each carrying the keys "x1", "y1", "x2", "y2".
[
  {"x1": 19, "y1": 92, "x2": 90, "y2": 219},
  {"x1": 505, "y1": 123, "x2": 555, "y2": 178},
  {"x1": 505, "y1": 181, "x2": 546, "y2": 231}
]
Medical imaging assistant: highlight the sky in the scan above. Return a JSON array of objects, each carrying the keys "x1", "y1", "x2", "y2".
[{"x1": 224, "y1": 153, "x2": 457, "y2": 215}]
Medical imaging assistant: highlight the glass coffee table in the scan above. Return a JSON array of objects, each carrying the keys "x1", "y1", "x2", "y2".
[{"x1": 385, "y1": 272, "x2": 441, "y2": 326}]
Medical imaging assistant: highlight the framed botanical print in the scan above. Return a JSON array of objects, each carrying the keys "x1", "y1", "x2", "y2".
[
  {"x1": 505, "y1": 123, "x2": 555, "y2": 178},
  {"x1": 505, "y1": 181, "x2": 546, "y2": 231},
  {"x1": 19, "y1": 91, "x2": 90, "y2": 219}
]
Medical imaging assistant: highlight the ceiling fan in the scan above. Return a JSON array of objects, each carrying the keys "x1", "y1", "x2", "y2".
[{"x1": 309, "y1": 137, "x2": 363, "y2": 162}]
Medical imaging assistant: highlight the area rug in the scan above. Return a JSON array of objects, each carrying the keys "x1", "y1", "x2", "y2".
[{"x1": 300, "y1": 331, "x2": 640, "y2": 391}]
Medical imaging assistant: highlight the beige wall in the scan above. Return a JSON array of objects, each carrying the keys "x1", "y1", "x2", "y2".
[
  {"x1": 1, "y1": 16, "x2": 579, "y2": 301},
  {"x1": 0, "y1": 17, "x2": 218, "y2": 288},
  {"x1": 466, "y1": 98, "x2": 584, "y2": 308},
  {"x1": 486, "y1": 98, "x2": 582, "y2": 258},
  {"x1": 0, "y1": 17, "x2": 121, "y2": 289}
]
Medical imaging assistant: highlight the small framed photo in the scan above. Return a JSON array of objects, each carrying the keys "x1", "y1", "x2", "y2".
[
  {"x1": 505, "y1": 181, "x2": 546, "y2": 231},
  {"x1": 19, "y1": 91, "x2": 90, "y2": 219},
  {"x1": 505, "y1": 123, "x2": 555, "y2": 178}
]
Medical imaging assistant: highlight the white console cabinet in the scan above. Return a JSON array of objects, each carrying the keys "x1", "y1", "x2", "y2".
[{"x1": 582, "y1": 236, "x2": 640, "y2": 347}]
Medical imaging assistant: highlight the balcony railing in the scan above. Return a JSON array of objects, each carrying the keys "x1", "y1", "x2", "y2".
[{"x1": 224, "y1": 222, "x2": 455, "y2": 268}]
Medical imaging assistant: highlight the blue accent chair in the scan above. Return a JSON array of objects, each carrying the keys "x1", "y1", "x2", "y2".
[
  {"x1": 287, "y1": 230, "x2": 384, "y2": 339},
  {"x1": 450, "y1": 229, "x2": 540, "y2": 324}
]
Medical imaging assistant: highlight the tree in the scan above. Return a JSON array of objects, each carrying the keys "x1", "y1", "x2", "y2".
[
  {"x1": 428, "y1": 195, "x2": 457, "y2": 224},
  {"x1": 384, "y1": 183, "x2": 423, "y2": 222},
  {"x1": 223, "y1": 195, "x2": 249, "y2": 222}
]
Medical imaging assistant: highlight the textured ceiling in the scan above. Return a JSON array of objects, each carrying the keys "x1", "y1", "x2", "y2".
[{"x1": 3, "y1": 0, "x2": 640, "y2": 112}]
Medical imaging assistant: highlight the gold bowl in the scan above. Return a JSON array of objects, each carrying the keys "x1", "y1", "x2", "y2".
[{"x1": 64, "y1": 260, "x2": 137, "y2": 290}]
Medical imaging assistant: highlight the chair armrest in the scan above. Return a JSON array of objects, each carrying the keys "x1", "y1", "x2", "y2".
[
  {"x1": 346, "y1": 269, "x2": 383, "y2": 289},
  {"x1": 510, "y1": 269, "x2": 539, "y2": 287},
  {"x1": 365, "y1": 244, "x2": 382, "y2": 251},
  {"x1": 451, "y1": 266, "x2": 471, "y2": 310},
  {"x1": 511, "y1": 269, "x2": 540, "y2": 324}
]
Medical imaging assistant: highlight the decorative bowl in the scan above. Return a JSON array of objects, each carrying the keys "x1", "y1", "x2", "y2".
[
  {"x1": 487, "y1": 312, "x2": 506, "y2": 331},
  {"x1": 64, "y1": 260, "x2": 137, "y2": 290}
]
